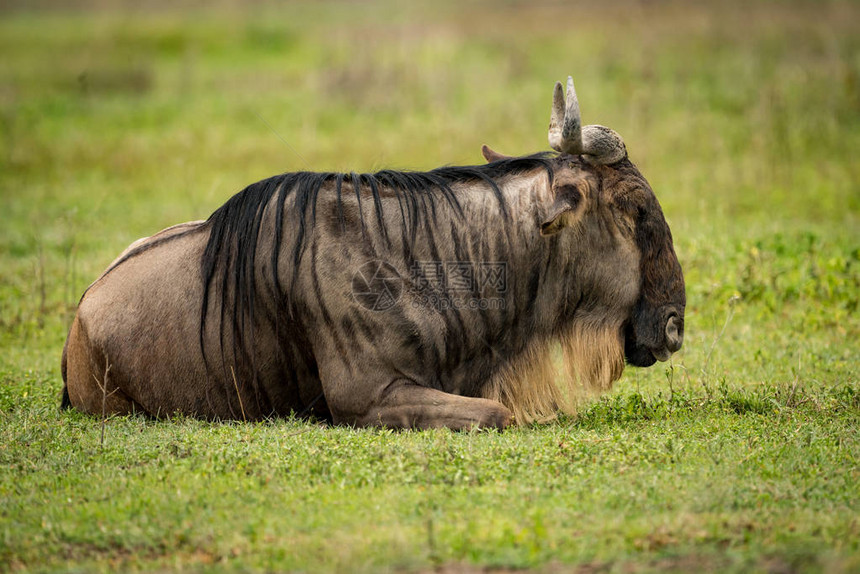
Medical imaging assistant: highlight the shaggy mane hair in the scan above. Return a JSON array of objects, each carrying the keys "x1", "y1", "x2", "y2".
[{"x1": 199, "y1": 155, "x2": 556, "y2": 402}]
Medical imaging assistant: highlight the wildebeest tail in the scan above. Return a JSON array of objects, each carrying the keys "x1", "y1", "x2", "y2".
[{"x1": 60, "y1": 335, "x2": 71, "y2": 409}]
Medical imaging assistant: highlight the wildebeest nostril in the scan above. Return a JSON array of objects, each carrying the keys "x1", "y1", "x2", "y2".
[{"x1": 665, "y1": 315, "x2": 683, "y2": 353}]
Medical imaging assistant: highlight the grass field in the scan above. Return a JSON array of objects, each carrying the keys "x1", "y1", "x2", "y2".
[{"x1": 1, "y1": 1, "x2": 858, "y2": 572}]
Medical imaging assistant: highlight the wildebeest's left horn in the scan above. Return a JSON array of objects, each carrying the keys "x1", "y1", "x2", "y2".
[
  {"x1": 548, "y1": 77, "x2": 581, "y2": 154},
  {"x1": 548, "y1": 76, "x2": 627, "y2": 165}
]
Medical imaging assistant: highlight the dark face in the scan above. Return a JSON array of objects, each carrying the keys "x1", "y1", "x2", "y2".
[
  {"x1": 542, "y1": 155, "x2": 686, "y2": 367},
  {"x1": 601, "y1": 159, "x2": 686, "y2": 366}
]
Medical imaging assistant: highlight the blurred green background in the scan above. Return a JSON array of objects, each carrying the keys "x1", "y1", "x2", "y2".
[
  {"x1": 1, "y1": 1, "x2": 858, "y2": 572},
  {"x1": 1, "y1": 0, "x2": 857, "y2": 385}
]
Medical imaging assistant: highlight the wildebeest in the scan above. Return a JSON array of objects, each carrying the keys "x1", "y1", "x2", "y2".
[{"x1": 62, "y1": 76, "x2": 685, "y2": 429}]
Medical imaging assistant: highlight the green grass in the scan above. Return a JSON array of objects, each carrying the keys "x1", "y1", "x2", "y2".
[{"x1": 1, "y1": 1, "x2": 858, "y2": 572}]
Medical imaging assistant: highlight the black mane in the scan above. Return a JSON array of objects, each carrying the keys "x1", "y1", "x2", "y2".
[{"x1": 199, "y1": 153, "x2": 556, "y2": 412}]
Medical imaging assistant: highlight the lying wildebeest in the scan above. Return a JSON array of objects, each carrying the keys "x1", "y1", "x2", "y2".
[{"x1": 62, "y1": 76, "x2": 685, "y2": 429}]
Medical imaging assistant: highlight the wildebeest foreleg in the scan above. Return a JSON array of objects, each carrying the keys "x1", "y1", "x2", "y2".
[{"x1": 350, "y1": 382, "x2": 513, "y2": 430}]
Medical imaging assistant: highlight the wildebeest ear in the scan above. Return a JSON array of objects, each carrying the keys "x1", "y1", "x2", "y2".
[
  {"x1": 540, "y1": 184, "x2": 583, "y2": 236},
  {"x1": 481, "y1": 145, "x2": 511, "y2": 163}
]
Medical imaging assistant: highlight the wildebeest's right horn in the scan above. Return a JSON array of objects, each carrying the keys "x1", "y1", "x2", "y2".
[
  {"x1": 548, "y1": 76, "x2": 627, "y2": 165},
  {"x1": 581, "y1": 125, "x2": 627, "y2": 165}
]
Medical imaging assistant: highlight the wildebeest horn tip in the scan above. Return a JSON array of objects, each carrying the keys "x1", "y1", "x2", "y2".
[
  {"x1": 548, "y1": 76, "x2": 627, "y2": 164},
  {"x1": 548, "y1": 76, "x2": 583, "y2": 156},
  {"x1": 548, "y1": 81, "x2": 566, "y2": 152}
]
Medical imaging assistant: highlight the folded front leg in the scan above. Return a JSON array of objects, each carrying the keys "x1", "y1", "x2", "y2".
[{"x1": 339, "y1": 381, "x2": 513, "y2": 430}]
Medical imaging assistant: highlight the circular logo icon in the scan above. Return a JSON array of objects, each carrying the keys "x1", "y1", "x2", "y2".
[{"x1": 351, "y1": 260, "x2": 403, "y2": 311}]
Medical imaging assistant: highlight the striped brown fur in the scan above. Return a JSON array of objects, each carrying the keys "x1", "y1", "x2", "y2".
[{"x1": 62, "y1": 82, "x2": 685, "y2": 430}]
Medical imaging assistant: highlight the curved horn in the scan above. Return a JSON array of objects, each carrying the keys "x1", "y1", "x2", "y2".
[
  {"x1": 561, "y1": 76, "x2": 582, "y2": 151},
  {"x1": 548, "y1": 81, "x2": 567, "y2": 152},
  {"x1": 548, "y1": 77, "x2": 582, "y2": 154},
  {"x1": 547, "y1": 76, "x2": 628, "y2": 164}
]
